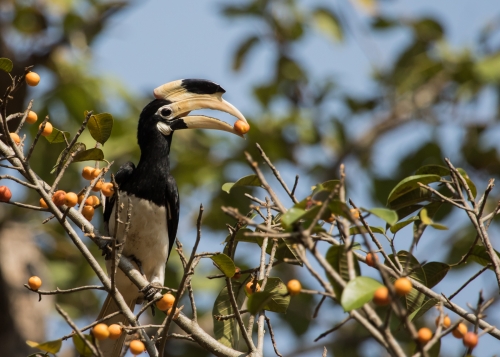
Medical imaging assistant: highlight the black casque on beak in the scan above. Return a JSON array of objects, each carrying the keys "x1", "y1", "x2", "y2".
[{"x1": 153, "y1": 79, "x2": 247, "y2": 137}]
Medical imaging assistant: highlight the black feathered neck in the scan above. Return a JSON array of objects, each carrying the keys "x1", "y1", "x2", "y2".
[{"x1": 119, "y1": 99, "x2": 174, "y2": 206}]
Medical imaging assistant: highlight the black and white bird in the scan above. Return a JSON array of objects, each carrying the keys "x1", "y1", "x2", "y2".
[{"x1": 97, "y1": 79, "x2": 247, "y2": 357}]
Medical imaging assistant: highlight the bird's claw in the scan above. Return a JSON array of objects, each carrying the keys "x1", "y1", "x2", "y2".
[
  {"x1": 141, "y1": 283, "x2": 162, "y2": 302},
  {"x1": 101, "y1": 241, "x2": 113, "y2": 260}
]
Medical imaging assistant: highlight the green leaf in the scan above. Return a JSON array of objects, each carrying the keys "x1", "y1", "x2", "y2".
[
  {"x1": 247, "y1": 277, "x2": 290, "y2": 314},
  {"x1": 52, "y1": 142, "x2": 86, "y2": 174},
  {"x1": 422, "y1": 262, "x2": 449, "y2": 288},
  {"x1": 387, "y1": 174, "x2": 441, "y2": 204},
  {"x1": 213, "y1": 281, "x2": 247, "y2": 348},
  {"x1": 327, "y1": 200, "x2": 350, "y2": 218},
  {"x1": 256, "y1": 238, "x2": 303, "y2": 266},
  {"x1": 0, "y1": 58, "x2": 13, "y2": 73},
  {"x1": 457, "y1": 168, "x2": 477, "y2": 198},
  {"x1": 72, "y1": 334, "x2": 94, "y2": 357},
  {"x1": 415, "y1": 204, "x2": 448, "y2": 233},
  {"x1": 390, "y1": 216, "x2": 419, "y2": 234},
  {"x1": 312, "y1": 179, "x2": 340, "y2": 194},
  {"x1": 429, "y1": 223, "x2": 448, "y2": 230},
  {"x1": 396, "y1": 205, "x2": 424, "y2": 221},
  {"x1": 313, "y1": 8, "x2": 343, "y2": 42},
  {"x1": 349, "y1": 226, "x2": 385, "y2": 235},
  {"x1": 232, "y1": 35, "x2": 259, "y2": 71},
  {"x1": 419, "y1": 208, "x2": 432, "y2": 225},
  {"x1": 362, "y1": 208, "x2": 398, "y2": 226},
  {"x1": 467, "y1": 245, "x2": 500, "y2": 269},
  {"x1": 222, "y1": 175, "x2": 262, "y2": 193},
  {"x1": 88, "y1": 113, "x2": 113, "y2": 145},
  {"x1": 26, "y1": 339, "x2": 62, "y2": 354},
  {"x1": 385, "y1": 251, "x2": 426, "y2": 313},
  {"x1": 247, "y1": 291, "x2": 273, "y2": 315},
  {"x1": 325, "y1": 245, "x2": 360, "y2": 298},
  {"x1": 408, "y1": 298, "x2": 439, "y2": 321},
  {"x1": 211, "y1": 253, "x2": 236, "y2": 277},
  {"x1": 341, "y1": 277, "x2": 383, "y2": 311},
  {"x1": 44, "y1": 127, "x2": 70, "y2": 144},
  {"x1": 413, "y1": 201, "x2": 445, "y2": 238},
  {"x1": 281, "y1": 207, "x2": 307, "y2": 228},
  {"x1": 73, "y1": 148, "x2": 104, "y2": 162},
  {"x1": 280, "y1": 205, "x2": 325, "y2": 230},
  {"x1": 388, "y1": 187, "x2": 432, "y2": 210},
  {"x1": 415, "y1": 164, "x2": 449, "y2": 176}
]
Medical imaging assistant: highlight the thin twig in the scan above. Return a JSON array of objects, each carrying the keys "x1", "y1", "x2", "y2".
[
  {"x1": 265, "y1": 315, "x2": 283, "y2": 357},
  {"x1": 25, "y1": 285, "x2": 105, "y2": 295},
  {"x1": 256, "y1": 143, "x2": 298, "y2": 204},
  {"x1": 56, "y1": 304, "x2": 101, "y2": 357},
  {"x1": 448, "y1": 264, "x2": 491, "y2": 300},
  {"x1": 314, "y1": 315, "x2": 351, "y2": 342}
]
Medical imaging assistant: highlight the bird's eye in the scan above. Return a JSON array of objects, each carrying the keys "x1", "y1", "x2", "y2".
[{"x1": 161, "y1": 108, "x2": 172, "y2": 117}]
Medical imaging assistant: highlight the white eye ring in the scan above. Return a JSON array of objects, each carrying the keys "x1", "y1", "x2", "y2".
[{"x1": 157, "y1": 106, "x2": 173, "y2": 119}]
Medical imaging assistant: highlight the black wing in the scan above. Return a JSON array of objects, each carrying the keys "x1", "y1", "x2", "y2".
[
  {"x1": 103, "y1": 161, "x2": 136, "y2": 229},
  {"x1": 165, "y1": 174, "x2": 179, "y2": 257}
]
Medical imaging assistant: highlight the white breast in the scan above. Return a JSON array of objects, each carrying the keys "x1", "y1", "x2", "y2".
[{"x1": 108, "y1": 193, "x2": 169, "y2": 287}]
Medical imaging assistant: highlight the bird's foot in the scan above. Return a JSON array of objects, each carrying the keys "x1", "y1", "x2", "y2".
[
  {"x1": 140, "y1": 283, "x2": 163, "y2": 302},
  {"x1": 101, "y1": 241, "x2": 113, "y2": 260}
]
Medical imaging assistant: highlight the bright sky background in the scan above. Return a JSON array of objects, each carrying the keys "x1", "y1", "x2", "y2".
[{"x1": 73, "y1": 1, "x2": 500, "y2": 356}]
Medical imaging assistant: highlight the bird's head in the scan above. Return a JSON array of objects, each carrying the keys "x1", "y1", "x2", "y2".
[{"x1": 138, "y1": 79, "x2": 247, "y2": 150}]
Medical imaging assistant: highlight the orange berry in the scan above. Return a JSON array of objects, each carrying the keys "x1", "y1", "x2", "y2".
[
  {"x1": 394, "y1": 277, "x2": 412, "y2": 296},
  {"x1": 64, "y1": 192, "x2": 78, "y2": 208},
  {"x1": 350, "y1": 208, "x2": 360, "y2": 219},
  {"x1": 417, "y1": 327, "x2": 432, "y2": 344},
  {"x1": 82, "y1": 205, "x2": 94, "y2": 221},
  {"x1": 25, "y1": 72, "x2": 40, "y2": 86},
  {"x1": 167, "y1": 306, "x2": 180, "y2": 319},
  {"x1": 366, "y1": 252, "x2": 378, "y2": 267},
  {"x1": 9, "y1": 132, "x2": 20, "y2": 145},
  {"x1": 452, "y1": 323, "x2": 467, "y2": 338},
  {"x1": 92, "y1": 323, "x2": 109, "y2": 340},
  {"x1": 287, "y1": 279, "x2": 302, "y2": 296},
  {"x1": 39, "y1": 122, "x2": 53, "y2": 136},
  {"x1": 245, "y1": 281, "x2": 261, "y2": 295},
  {"x1": 39, "y1": 198, "x2": 48, "y2": 208},
  {"x1": 435, "y1": 315, "x2": 451, "y2": 328},
  {"x1": 156, "y1": 293, "x2": 175, "y2": 311},
  {"x1": 232, "y1": 267, "x2": 241, "y2": 280},
  {"x1": 101, "y1": 182, "x2": 115, "y2": 197},
  {"x1": 91, "y1": 168, "x2": 102, "y2": 179},
  {"x1": 0, "y1": 186, "x2": 12, "y2": 202},
  {"x1": 26, "y1": 111, "x2": 38, "y2": 124},
  {"x1": 92, "y1": 180, "x2": 103, "y2": 192},
  {"x1": 463, "y1": 332, "x2": 478, "y2": 348},
  {"x1": 373, "y1": 286, "x2": 391, "y2": 306},
  {"x1": 233, "y1": 120, "x2": 250, "y2": 135},
  {"x1": 77, "y1": 194, "x2": 85, "y2": 205},
  {"x1": 52, "y1": 190, "x2": 66, "y2": 206},
  {"x1": 82, "y1": 166, "x2": 94, "y2": 180},
  {"x1": 28, "y1": 276, "x2": 42, "y2": 290},
  {"x1": 85, "y1": 195, "x2": 100, "y2": 207},
  {"x1": 108, "y1": 324, "x2": 122, "y2": 340},
  {"x1": 129, "y1": 340, "x2": 145, "y2": 355}
]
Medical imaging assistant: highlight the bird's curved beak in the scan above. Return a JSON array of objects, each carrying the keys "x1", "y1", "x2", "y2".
[{"x1": 154, "y1": 79, "x2": 248, "y2": 137}]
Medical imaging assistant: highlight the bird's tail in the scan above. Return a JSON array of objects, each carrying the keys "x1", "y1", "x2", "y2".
[{"x1": 96, "y1": 293, "x2": 136, "y2": 357}]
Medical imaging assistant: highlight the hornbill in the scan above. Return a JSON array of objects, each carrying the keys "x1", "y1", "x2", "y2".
[{"x1": 97, "y1": 79, "x2": 247, "y2": 357}]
